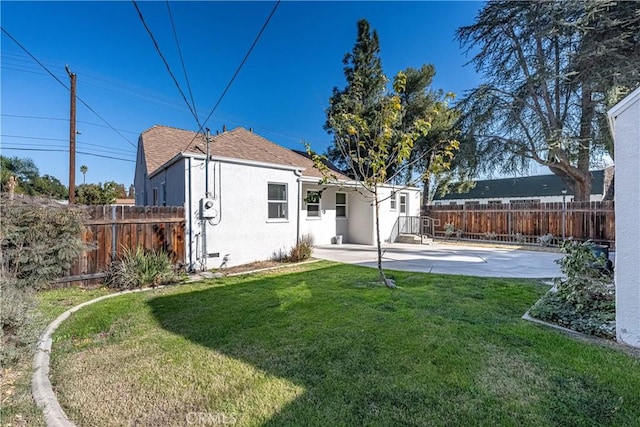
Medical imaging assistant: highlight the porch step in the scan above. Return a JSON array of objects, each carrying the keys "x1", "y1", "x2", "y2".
[{"x1": 395, "y1": 234, "x2": 431, "y2": 244}]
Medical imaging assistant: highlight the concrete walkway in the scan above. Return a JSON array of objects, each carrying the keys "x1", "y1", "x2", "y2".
[{"x1": 314, "y1": 242, "x2": 563, "y2": 278}]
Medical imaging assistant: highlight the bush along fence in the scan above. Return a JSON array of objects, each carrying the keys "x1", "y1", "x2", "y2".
[
  {"x1": 60, "y1": 205, "x2": 185, "y2": 285},
  {"x1": 423, "y1": 201, "x2": 615, "y2": 249}
]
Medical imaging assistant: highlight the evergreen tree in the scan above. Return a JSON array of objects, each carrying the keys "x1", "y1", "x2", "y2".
[{"x1": 457, "y1": 0, "x2": 640, "y2": 200}]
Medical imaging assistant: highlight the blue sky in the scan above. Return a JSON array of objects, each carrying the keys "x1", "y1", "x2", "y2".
[{"x1": 1, "y1": 1, "x2": 484, "y2": 187}]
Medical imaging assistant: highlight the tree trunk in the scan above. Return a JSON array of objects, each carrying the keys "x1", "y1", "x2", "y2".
[
  {"x1": 374, "y1": 185, "x2": 395, "y2": 288},
  {"x1": 575, "y1": 86, "x2": 594, "y2": 201}
]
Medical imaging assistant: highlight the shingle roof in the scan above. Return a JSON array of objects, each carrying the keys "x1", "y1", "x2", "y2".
[
  {"x1": 434, "y1": 170, "x2": 605, "y2": 200},
  {"x1": 139, "y1": 125, "x2": 349, "y2": 180}
]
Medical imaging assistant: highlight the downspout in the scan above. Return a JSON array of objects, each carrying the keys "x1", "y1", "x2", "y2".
[
  {"x1": 187, "y1": 156, "x2": 194, "y2": 272},
  {"x1": 201, "y1": 129, "x2": 211, "y2": 271},
  {"x1": 294, "y1": 170, "x2": 303, "y2": 243}
]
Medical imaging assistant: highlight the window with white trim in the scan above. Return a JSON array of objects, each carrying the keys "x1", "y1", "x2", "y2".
[
  {"x1": 336, "y1": 192, "x2": 347, "y2": 217},
  {"x1": 268, "y1": 183, "x2": 288, "y2": 219},
  {"x1": 399, "y1": 193, "x2": 407, "y2": 214},
  {"x1": 306, "y1": 190, "x2": 320, "y2": 218},
  {"x1": 390, "y1": 192, "x2": 397, "y2": 210}
]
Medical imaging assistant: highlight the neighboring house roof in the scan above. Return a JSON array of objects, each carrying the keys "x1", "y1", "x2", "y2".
[
  {"x1": 434, "y1": 170, "x2": 605, "y2": 201},
  {"x1": 139, "y1": 125, "x2": 349, "y2": 180}
]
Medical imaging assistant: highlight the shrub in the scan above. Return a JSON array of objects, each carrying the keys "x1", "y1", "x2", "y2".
[
  {"x1": 529, "y1": 239, "x2": 615, "y2": 338},
  {"x1": 105, "y1": 247, "x2": 179, "y2": 290},
  {"x1": 287, "y1": 235, "x2": 314, "y2": 263},
  {"x1": 0, "y1": 282, "x2": 43, "y2": 365},
  {"x1": 0, "y1": 197, "x2": 87, "y2": 289},
  {"x1": 538, "y1": 233, "x2": 554, "y2": 247},
  {"x1": 444, "y1": 222, "x2": 455, "y2": 239},
  {"x1": 0, "y1": 197, "x2": 86, "y2": 366}
]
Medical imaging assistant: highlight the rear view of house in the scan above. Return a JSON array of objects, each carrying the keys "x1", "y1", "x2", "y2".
[{"x1": 134, "y1": 125, "x2": 420, "y2": 270}]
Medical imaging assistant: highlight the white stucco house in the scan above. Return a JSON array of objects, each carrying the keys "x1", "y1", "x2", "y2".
[
  {"x1": 134, "y1": 125, "x2": 421, "y2": 270},
  {"x1": 608, "y1": 86, "x2": 640, "y2": 349}
]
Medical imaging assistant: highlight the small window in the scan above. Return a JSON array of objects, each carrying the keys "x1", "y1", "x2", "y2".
[
  {"x1": 465, "y1": 201, "x2": 480, "y2": 206},
  {"x1": 399, "y1": 193, "x2": 407, "y2": 214},
  {"x1": 161, "y1": 182, "x2": 167, "y2": 207},
  {"x1": 390, "y1": 192, "x2": 397, "y2": 210},
  {"x1": 488, "y1": 200, "x2": 502, "y2": 205},
  {"x1": 268, "y1": 183, "x2": 288, "y2": 219},
  {"x1": 434, "y1": 202, "x2": 442, "y2": 206},
  {"x1": 152, "y1": 188, "x2": 158, "y2": 206},
  {"x1": 336, "y1": 192, "x2": 347, "y2": 217},
  {"x1": 306, "y1": 190, "x2": 320, "y2": 218},
  {"x1": 449, "y1": 201, "x2": 457, "y2": 206}
]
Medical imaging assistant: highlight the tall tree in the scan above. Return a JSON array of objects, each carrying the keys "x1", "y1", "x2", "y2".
[
  {"x1": 80, "y1": 165, "x2": 88, "y2": 184},
  {"x1": 396, "y1": 65, "x2": 469, "y2": 204},
  {"x1": 325, "y1": 19, "x2": 388, "y2": 179},
  {"x1": 457, "y1": 0, "x2": 640, "y2": 200},
  {"x1": 320, "y1": 19, "x2": 458, "y2": 287}
]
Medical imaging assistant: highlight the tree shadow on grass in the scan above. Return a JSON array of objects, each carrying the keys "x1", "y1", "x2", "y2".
[
  {"x1": 145, "y1": 263, "x2": 623, "y2": 426},
  {"x1": 148, "y1": 263, "x2": 484, "y2": 426}
]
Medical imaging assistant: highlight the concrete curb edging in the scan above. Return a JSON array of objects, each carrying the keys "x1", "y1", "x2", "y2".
[
  {"x1": 32, "y1": 260, "x2": 322, "y2": 426},
  {"x1": 32, "y1": 288, "x2": 153, "y2": 427}
]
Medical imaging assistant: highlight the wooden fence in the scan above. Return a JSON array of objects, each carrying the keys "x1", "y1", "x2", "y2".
[
  {"x1": 423, "y1": 201, "x2": 615, "y2": 248},
  {"x1": 60, "y1": 205, "x2": 185, "y2": 284}
]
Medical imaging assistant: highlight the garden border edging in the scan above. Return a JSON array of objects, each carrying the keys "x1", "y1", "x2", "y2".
[
  {"x1": 32, "y1": 260, "x2": 322, "y2": 426},
  {"x1": 32, "y1": 288, "x2": 153, "y2": 427}
]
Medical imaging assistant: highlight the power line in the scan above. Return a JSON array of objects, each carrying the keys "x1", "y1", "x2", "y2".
[
  {"x1": 1, "y1": 146, "x2": 135, "y2": 162},
  {"x1": 166, "y1": 0, "x2": 198, "y2": 124},
  {"x1": 132, "y1": 0, "x2": 202, "y2": 130},
  {"x1": 1, "y1": 27, "x2": 137, "y2": 148},
  {"x1": 1, "y1": 134, "x2": 136, "y2": 153},
  {"x1": 183, "y1": 0, "x2": 281, "y2": 151},
  {"x1": 2, "y1": 142, "x2": 136, "y2": 157},
  {"x1": 1, "y1": 113, "x2": 139, "y2": 135}
]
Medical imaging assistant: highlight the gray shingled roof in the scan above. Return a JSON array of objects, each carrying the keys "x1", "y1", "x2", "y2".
[
  {"x1": 139, "y1": 125, "x2": 349, "y2": 181},
  {"x1": 434, "y1": 170, "x2": 605, "y2": 200}
]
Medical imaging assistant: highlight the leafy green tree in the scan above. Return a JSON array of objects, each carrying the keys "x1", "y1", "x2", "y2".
[
  {"x1": 75, "y1": 181, "x2": 124, "y2": 205},
  {"x1": 457, "y1": 0, "x2": 640, "y2": 201},
  {"x1": 320, "y1": 19, "x2": 458, "y2": 287},
  {"x1": 396, "y1": 65, "x2": 470, "y2": 204},
  {"x1": 31, "y1": 175, "x2": 68, "y2": 199},
  {"x1": 0, "y1": 156, "x2": 40, "y2": 194}
]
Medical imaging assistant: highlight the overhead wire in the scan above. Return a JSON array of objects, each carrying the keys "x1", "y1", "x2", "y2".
[
  {"x1": 182, "y1": 0, "x2": 281, "y2": 151},
  {"x1": 165, "y1": 0, "x2": 199, "y2": 124},
  {"x1": 1, "y1": 134, "x2": 136, "y2": 154},
  {"x1": 132, "y1": 0, "x2": 202, "y2": 130},
  {"x1": 1, "y1": 146, "x2": 135, "y2": 162},
  {"x1": 1, "y1": 27, "x2": 137, "y2": 149},
  {"x1": 1, "y1": 114, "x2": 139, "y2": 135}
]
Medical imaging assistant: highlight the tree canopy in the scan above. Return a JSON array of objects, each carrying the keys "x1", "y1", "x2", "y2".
[
  {"x1": 319, "y1": 19, "x2": 458, "y2": 286},
  {"x1": 457, "y1": 0, "x2": 640, "y2": 200}
]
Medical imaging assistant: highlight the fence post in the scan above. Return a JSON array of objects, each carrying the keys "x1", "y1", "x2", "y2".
[{"x1": 111, "y1": 205, "x2": 117, "y2": 262}]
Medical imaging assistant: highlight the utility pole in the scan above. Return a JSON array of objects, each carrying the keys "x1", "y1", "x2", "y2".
[{"x1": 66, "y1": 65, "x2": 77, "y2": 204}]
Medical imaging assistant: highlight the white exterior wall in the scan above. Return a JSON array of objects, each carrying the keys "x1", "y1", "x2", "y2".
[
  {"x1": 300, "y1": 183, "x2": 346, "y2": 245},
  {"x1": 609, "y1": 87, "x2": 640, "y2": 348},
  {"x1": 195, "y1": 160, "x2": 299, "y2": 269},
  {"x1": 148, "y1": 162, "x2": 185, "y2": 207},
  {"x1": 377, "y1": 186, "x2": 421, "y2": 242}
]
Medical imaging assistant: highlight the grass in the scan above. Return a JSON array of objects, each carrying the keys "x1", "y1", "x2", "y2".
[
  {"x1": 0, "y1": 287, "x2": 111, "y2": 427},
  {"x1": 46, "y1": 262, "x2": 640, "y2": 426}
]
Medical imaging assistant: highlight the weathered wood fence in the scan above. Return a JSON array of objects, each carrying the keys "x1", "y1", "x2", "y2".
[
  {"x1": 60, "y1": 205, "x2": 185, "y2": 284},
  {"x1": 423, "y1": 201, "x2": 615, "y2": 248}
]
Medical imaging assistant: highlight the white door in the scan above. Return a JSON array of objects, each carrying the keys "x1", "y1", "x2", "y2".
[{"x1": 399, "y1": 193, "x2": 408, "y2": 215}]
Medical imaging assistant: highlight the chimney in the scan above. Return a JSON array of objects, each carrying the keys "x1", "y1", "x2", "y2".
[
  {"x1": 249, "y1": 127, "x2": 253, "y2": 133},
  {"x1": 222, "y1": 124, "x2": 227, "y2": 132}
]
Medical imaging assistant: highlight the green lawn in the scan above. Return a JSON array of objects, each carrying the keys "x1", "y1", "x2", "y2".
[{"x1": 50, "y1": 261, "x2": 640, "y2": 426}]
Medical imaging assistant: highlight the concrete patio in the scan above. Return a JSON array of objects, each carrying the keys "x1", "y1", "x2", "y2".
[{"x1": 314, "y1": 242, "x2": 563, "y2": 278}]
